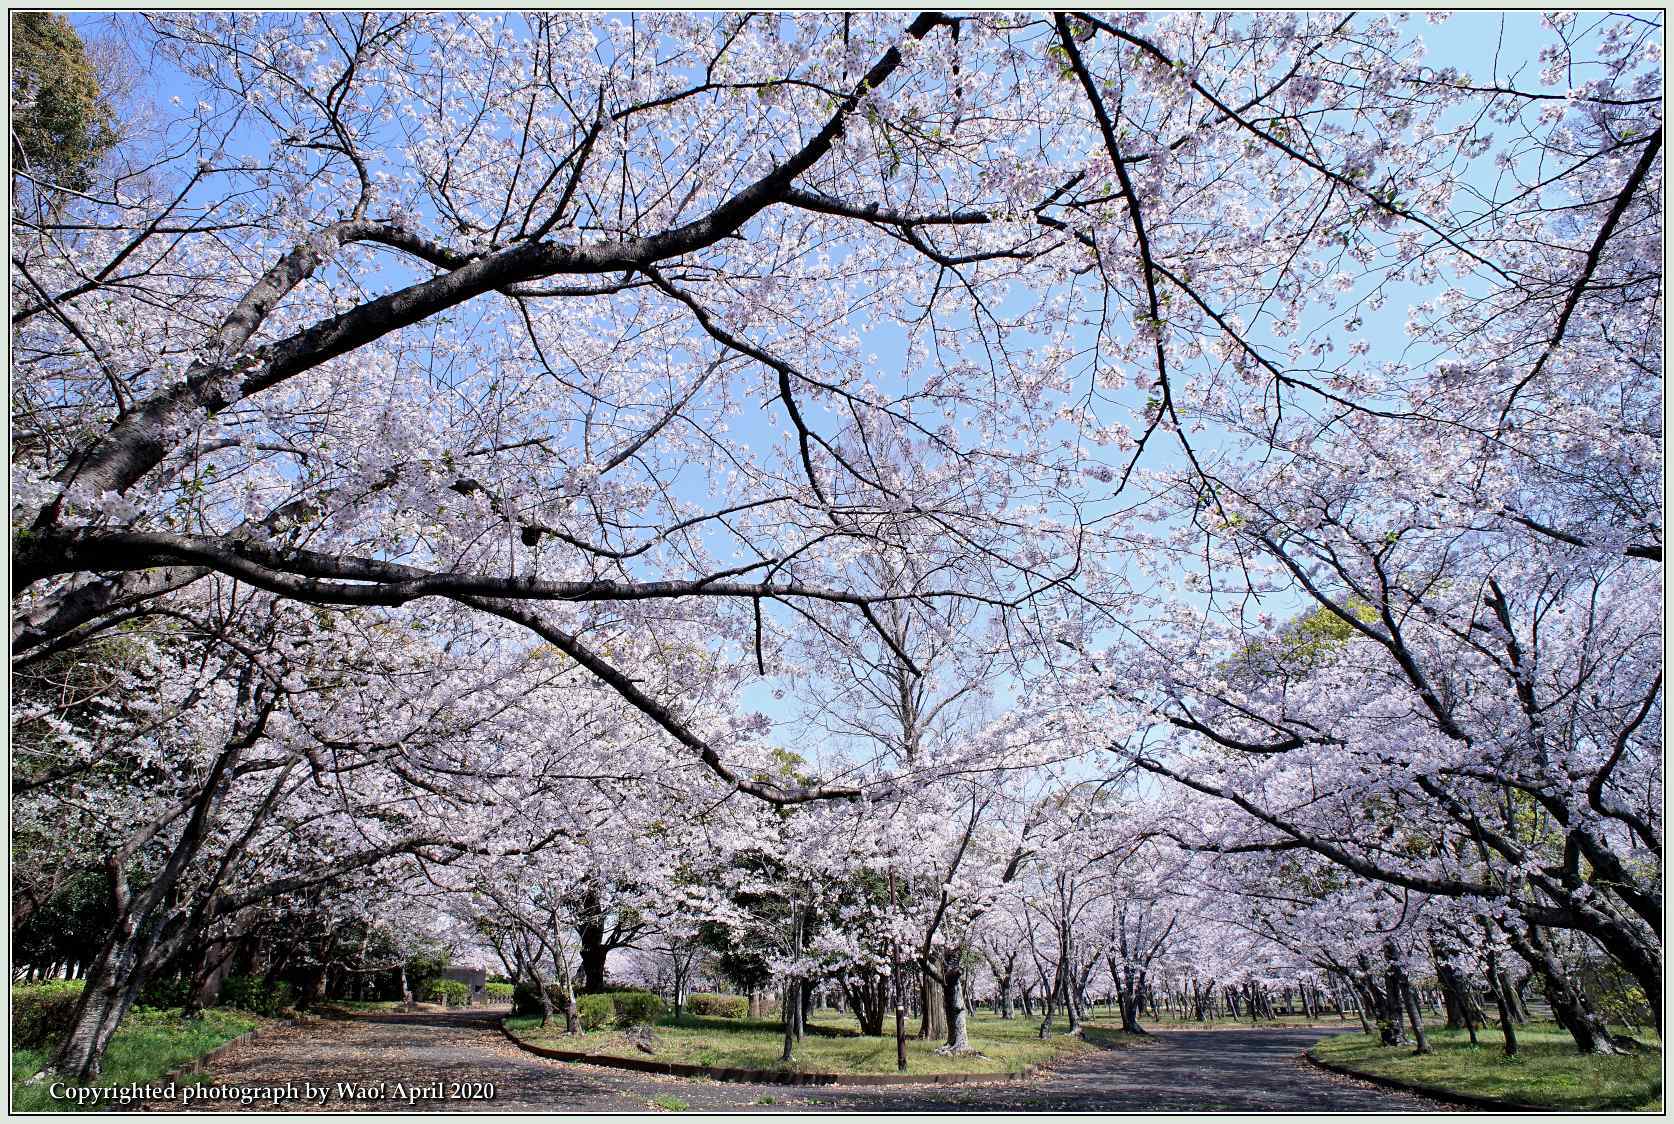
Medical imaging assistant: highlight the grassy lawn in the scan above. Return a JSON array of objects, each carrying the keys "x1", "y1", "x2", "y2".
[
  {"x1": 11, "y1": 1007, "x2": 267, "y2": 1113},
  {"x1": 1312, "y1": 1023, "x2": 1663, "y2": 1111},
  {"x1": 507, "y1": 1008, "x2": 1102, "y2": 1076}
]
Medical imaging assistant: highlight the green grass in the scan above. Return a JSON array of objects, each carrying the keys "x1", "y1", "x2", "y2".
[
  {"x1": 11, "y1": 1007, "x2": 265, "y2": 1113},
  {"x1": 650, "y1": 1093, "x2": 690, "y2": 1111},
  {"x1": 1312, "y1": 1023, "x2": 1663, "y2": 1111},
  {"x1": 507, "y1": 1008, "x2": 1099, "y2": 1076},
  {"x1": 320, "y1": 999, "x2": 405, "y2": 1012}
]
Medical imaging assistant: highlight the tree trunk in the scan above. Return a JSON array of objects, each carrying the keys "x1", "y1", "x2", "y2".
[
  {"x1": 183, "y1": 936, "x2": 239, "y2": 1017},
  {"x1": 781, "y1": 986, "x2": 796, "y2": 1063},
  {"x1": 671, "y1": 957, "x2": 688, "y2": 1021},
  {"x1": 940, "y1": 948, "x2": 971, "y2": 1053},
  {"x1": 843, "y1": 968, "x2": 888, "y2": 1036},
  {"x1": 578, "y1": 940, "x2": 608, "y2": 994},
  {"x1": 48, "y1": 942, "x2": 147, "y2": 1080},
  {"x1": 919, "y1": 971, "x2": 946, "y2": 1041},
  {"x1": 1512, "y1": 925, "x2": 1612, "y2": 1049},
  {"x1": 1400, "y1": 977, "x2": 1432, "y2": 1055},
  {"x1": 1505, "y1": 924, "x2": 1623, "y2": 1055},
  {"x1": 1036, "y1": 970, "x2": 1058, "y2": 1039},
  {"x1": 1485, "y1": 949, "x2": 1518, "y2": 1057}
]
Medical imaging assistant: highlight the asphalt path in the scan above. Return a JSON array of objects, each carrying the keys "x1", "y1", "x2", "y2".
[{"x1": 141, "y1": 1007, "x2": 1440, "y2": 1113}]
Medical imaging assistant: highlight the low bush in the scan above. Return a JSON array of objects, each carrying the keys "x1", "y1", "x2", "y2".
[
  {"x1": 576, "y1": 993, "x2": 615, "y2": 1031},
  {"x1": 12, "y1": 980, "x2": 85, "y2": 1049},
  {"x1": 686, "y1": 992, "x2": 747, "y2": 1019},
  {"x1": 485, "y1": 982, "x2": 514, "y2": 1002},
  {"x1": 138, "y1": 976, "x2": 193, "y2": 1010},
  {"x1": 609, "y1": 991, "x2": 665, "y2": 1027},
  {"x1": 421, "y1": 979, "x2": 471, "y2": 1007},
  {"x1": 511, "y1": 982, "x2": 612, "y2": 1029},
  {"x1": 217, "y1": 975, "x2": 295, "y2": 1016}
]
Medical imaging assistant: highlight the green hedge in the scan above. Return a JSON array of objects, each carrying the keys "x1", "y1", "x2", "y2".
[
  {"x1": 13, "y1": 980, "x2": 85, "y2": 1049},
  {"x1": 218, "y1": 975, "x2": 294, "y2": 1016},
  {"x1": 485, "y1": 982, "x2": 514, "y2": 1002},
  {"x1": 512, "y1": 982, "x2": 608, "y2": 1028},
  {"x1": 686, "y1": 992, "x2": 747, "y2": 1019},
  {"x1": 610, "y1": 991, "x2": 665, "y2": 1027},
  {"x1": 576, "y1": 993, "x2": 615, "y2": 1030},
  {"x1": 510, "y1": 986, "x2": 669, "y2": 1028},
  {"x1": 422, "y1": 979, "x2": 471, "y2": 1006}
]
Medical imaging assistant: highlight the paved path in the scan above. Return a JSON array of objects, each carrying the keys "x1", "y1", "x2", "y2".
[{"x1": 144, "y1": 1009, "x2": 1440, "y2": 1113}]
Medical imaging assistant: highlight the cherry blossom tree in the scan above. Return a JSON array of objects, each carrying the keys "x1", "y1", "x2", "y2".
[{"x1": 10, "y1": 7, "x2": 1661, "y2": 1078}]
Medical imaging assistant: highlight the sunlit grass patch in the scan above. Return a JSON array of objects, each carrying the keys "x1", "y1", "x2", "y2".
[
  {"x1": 10, "y1": 1007, "x2": 265, "y2": 1113},
  {"x1": 1313, "y1": 1023, "x2": 1662, "y2": 1111}
]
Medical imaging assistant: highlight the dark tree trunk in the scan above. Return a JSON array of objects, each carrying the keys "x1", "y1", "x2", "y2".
[
  {"x1": 578, "y1": 939, "x2": 608, "y2": 994},
  {"x1": 48, "y1": 935, "x2": 150, "y2": 1080},
  {"x1": 1036, "y1": 969, "x2": 1058, "y2": 1039},
  {"x1": 1504, "y1": 924, "x2": 1623, "y2": 1055},
  {"x1": 919, "y1": 971, "x2": 946, "y2": 1041},
  {"x1": 576, "y1": 880, "x2": 610, "y2": 993},
  {"x1": 1485, "y1": 948, "x2": 1518, "y2": 1057},
  {"x1": 1400, "y1": 976, "x2": 1431, "y2": 1055},
  {"x1": 843, "y1": 968, "x2": 889, "y2": 1036}
]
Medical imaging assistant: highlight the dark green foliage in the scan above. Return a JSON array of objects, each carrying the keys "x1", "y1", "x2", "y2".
[
  {"x1": 216, "y1": 975, "x2": 294, "y2": 1016},
  {"x1": 686, "y1": 993, "x2": 748, "y2": 1019},
  {"x1": 12, "y1": 868, "x2": 114, "y2": 976},
  {"x1": 511, "y1": 981, "x2": 557, "y2": 1016},
  {"x1": 610, "y1": 991, "x2": 665, "y2": 1027},
  {"x1": 11, "y1": 980, "x2": 85, "y2": 1049},
  {"x1": 9, "y1": 13, "x2": 115, "y2": 191},
  {"x1": 403, "y1": 947, "x2": 450, "y2": 988},
  {"x1": 421, "y1": 979, "x2": 470, "y2": 1006},
  {"x1": 137, "y1": 976, "x2": 193, "y2": 1010},
  {"x1": 485, "y1": 982, "x2": 514, "y2": 1001}
]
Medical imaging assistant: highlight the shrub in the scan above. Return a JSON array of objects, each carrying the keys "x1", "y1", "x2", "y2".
[
  {"x1": 139, "y1": 975, "x2": 193, "y2": 1009},
  {"x1": 422, "y1": 978, "x2": 471, "y2": 1006},
  {"x1": 485, "y1": 982, "x2": 514, "y2": 1002},
  {"x1": 686, "y1": 992, "x2": 747, "y2": 1019},
  {"x1": 609, "y1": 991, "x2": 665, "y2": 1027},
  {"x1": 218, "y1": 975, "x2": 294, "y2": 1016},
  {"x1": 12, "y1": 980, "x2": 85, "y2": 1049},
  {"x1": 576, "y1": 993, "x2": 615, "y2": 1030},
  {"x1": 511, "y1": 983, "x2": 613, "y2": 1029}
]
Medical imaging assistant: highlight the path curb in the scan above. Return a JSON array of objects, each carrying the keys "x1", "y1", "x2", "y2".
[
  {"x1": 499, "y1": 1019, "x2": 1041, "y2": 1087},
  {"x1": 1303, "y1": 1047, "x2": 1548, "y2": 1112}
]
